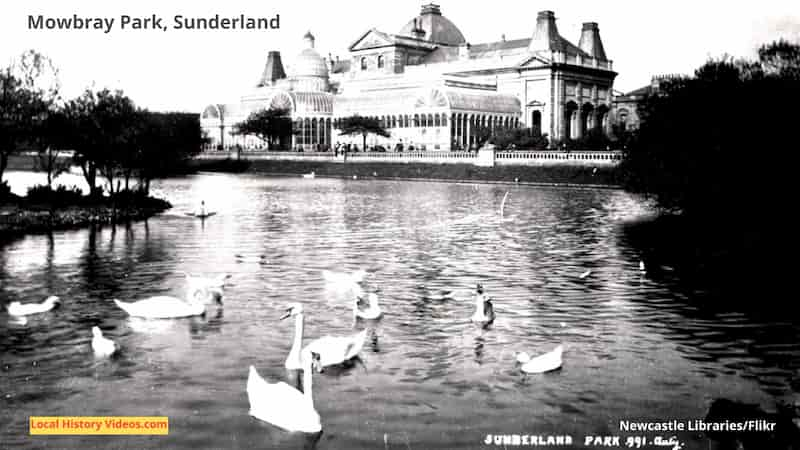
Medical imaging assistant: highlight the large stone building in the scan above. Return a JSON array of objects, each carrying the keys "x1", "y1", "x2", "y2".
[{"x1": 201, "y1": 4, "x2": 617, "y2": 151}]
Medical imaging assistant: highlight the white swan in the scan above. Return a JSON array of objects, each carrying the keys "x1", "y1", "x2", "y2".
[
  {"x1": 354, "y1": 293, "x2": 382, "y2": 320},
  {"x1": 470, "y1": 285, "x2": 495, "y2": 324},
  {"x1": 579, "y1": 270, "x2": 592, "y2": 279},
  {"x1": 302, "y1": 171, "x2": 315, "y2": 179},
  {"x1": 113, "y1": 287, "x2": 207, "y2": 319},
  {"x1": 639, "y1": 261, "x2": 646, "y2": 272},
  {"x1": 91, "y1": 326, "x2": 119, "y2": 357},
  {"x1": 247, "y1": 352, "x2": 322, "y2": 433},
  {"x1": 8, "y1": 296, "x2": 61, "y2": 316},
  {"x1": 282, "y1": 303, "x2": 367, "y2": 370},
  {"x1": 516, "y1": 345, "x2": 563, "y2": 373},
  {"x1": 183, "y1": 272, "x2": 230, "y2": 304}
]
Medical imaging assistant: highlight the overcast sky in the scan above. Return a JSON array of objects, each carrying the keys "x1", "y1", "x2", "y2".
[{"x1": 2, "y1": 0, "x2": 798, "y2": 112}]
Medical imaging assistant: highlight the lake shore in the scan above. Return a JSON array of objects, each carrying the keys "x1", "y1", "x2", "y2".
[{"x1": 190, "y1": 157, "x2": 623, "y2": 187}]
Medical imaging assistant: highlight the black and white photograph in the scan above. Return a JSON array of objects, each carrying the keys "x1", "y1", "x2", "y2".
[{"x1": 1, "y1": 1, "x2": 798, "y2": 449}]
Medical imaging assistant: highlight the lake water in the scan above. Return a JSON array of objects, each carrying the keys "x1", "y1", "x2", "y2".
[{"x1": 1, "y1": 172, "x2": 798, "y2": 449}]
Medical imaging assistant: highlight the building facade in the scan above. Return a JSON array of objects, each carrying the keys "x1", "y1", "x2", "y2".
[{"x1": 201, "y1": 4, "x2": 617, "y2": 151}]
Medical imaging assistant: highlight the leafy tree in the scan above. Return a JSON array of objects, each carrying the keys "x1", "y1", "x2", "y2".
[
  {"x1": 135, "y1": 111, "x2": 204, "y2": 195},
  {"x1": 337, "y1": 115, "x2": 390, "y2": 151},
  {"x1": 758, "y1": 39, "x2": 800, "y2": 79},
  {"x1": 619, "y1": 39, "x2": 800, "y2": 223},
  {"x1": 232, "y1": 108, "x2": 294, "y2": 149},
  {"x1": 0, "y1": 63, "x2": 52, "y2": 184}
]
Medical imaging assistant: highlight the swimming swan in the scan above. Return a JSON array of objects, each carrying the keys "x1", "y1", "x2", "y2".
[
  {"x1": 470, "y1": 285, "x2": 495, "y2": 324},
  {"x1": 8, "y1": 296, "x2": 61, "y2": 316},
  {"x1": 302, "y1": 171, "x2": 316, "y2": 179},
  {"x1": 516, "y1": 345, "x2": 563, "y2": 373},
  {"x1": 282, "y1": 303, "x2": 367, "y2": 370},
  {"x1": 113, "y1": 287, "x2": 207, "y2": 319},
  {"x1": 183, "y1": 272, "x2": 230, "y2": 304},
  {"x1": 91, "y1": 326, "x2": 119, "y2": 357},
  {"x1": 353, "y1": 293, "x2": 382, "y2": 320},
  {"x1": 247, "y1": 352, "x2": 322, "y2": 433}
]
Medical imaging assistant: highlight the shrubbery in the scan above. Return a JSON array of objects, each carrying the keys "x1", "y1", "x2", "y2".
[{"x1": 25, "y1": 184, "x2": 85, "y2": 206}]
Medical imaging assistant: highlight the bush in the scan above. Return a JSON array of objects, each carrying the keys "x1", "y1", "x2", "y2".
[
  {"x1": 111, "y1": 189, "x2": 171, "y2": 210},
  {"x1": 25, "y1": 184, "x2": 85, "y2": 206},
  {"x1": 491, "y1": 128, "x2": 549, "y2": 150}
]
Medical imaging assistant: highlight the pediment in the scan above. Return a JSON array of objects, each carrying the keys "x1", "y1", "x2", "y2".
[
  {"x1": 517, "y1": 54, "x2": 551, "y2": 68},
  {"x1": 349, "y1": 29, "x2": 396, "y2": 51}
]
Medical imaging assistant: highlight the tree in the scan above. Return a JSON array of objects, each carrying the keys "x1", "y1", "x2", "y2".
[
  {"x1": 337, "y1": 115, "x2": 390, "y2": 151},
  {"x1": 758, "y1": 39, "x2": 800, "y2": 79},
  {"x1": 232, "y1": 108, "x2": 294, "y2": 150},
  {"x1": 619, "y1": 39, "x2": 800, "y2": 222},
  {"x1": 135, "y1": 111, "x2": 205, "y2": 195},
  {"x1": 0, "y1": 51, "x2": 58, "y2": 185}
]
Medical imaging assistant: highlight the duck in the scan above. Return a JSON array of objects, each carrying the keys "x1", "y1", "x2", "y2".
[
  {"x1": 8, "y1": 296, "x2": 61, "y2": 316},
  {"x1": 470, "y1": 285, "x2": 495, "y2": 324},
  {"x1": 183, "y1": 272, "x2": 230, "y2": 304},
  {"x1": 91, "y1": 326, "x2": 119, "y2": 357},
  {"x1": 247, "y1": 352, "x2": 322, "y2": 433},
  {"x1": 281, "y1": 303, "x2": 367, "y2": 370},
  {"x1": 353, "y1": 293, "x2": 382, "y2": 320},
  {"x1": 516, "y1": 345, "x2": 563, "y2": 373},
  {"x1": 113, "y1": 286, "x2": 207, "y2": 319}
]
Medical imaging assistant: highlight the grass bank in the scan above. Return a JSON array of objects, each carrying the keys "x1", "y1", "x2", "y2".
[{"x1": 190, "y1": 158, "x2": 621, "y2": 187}]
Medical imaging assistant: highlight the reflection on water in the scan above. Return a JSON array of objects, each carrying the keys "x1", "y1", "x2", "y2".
[{"x1": 1, "y1": 173, "x2": 798, "y2": 449}]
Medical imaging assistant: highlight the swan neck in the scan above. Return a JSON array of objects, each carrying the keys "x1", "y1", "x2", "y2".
[
  {"x1": 475, "y1": 295, "x2": 485, "y2": 316},
  {"x1": 291, "y1": 313, "x2": 304, "y2": 354},
  {"x1": 302, "y1": 359, "x2": 314, "y2": 405}
]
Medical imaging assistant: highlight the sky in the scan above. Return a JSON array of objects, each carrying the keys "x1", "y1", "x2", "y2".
[{"x1": 1, "y1": 0, "x2": 798, "y2": 112}]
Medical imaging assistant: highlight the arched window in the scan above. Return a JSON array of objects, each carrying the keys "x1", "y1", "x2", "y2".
[
  {"x1": 377, "y1": 55, "x2": 385, "y2": 69},
  {"x1": 434, "y1": 114, "x2": 441, "y2": 127},
  {"x1": 441, "y1": 114, "x2": 447, "y2": 127},
  {"x1": 421, "y1": 114, "x2": 427, "y2": 127},
  {"x1": 414, "y1": 114, "x2": 419, "y2": 127},
  {"x1": 360, "y1": 57, "x2": 367, "y2": 70}
]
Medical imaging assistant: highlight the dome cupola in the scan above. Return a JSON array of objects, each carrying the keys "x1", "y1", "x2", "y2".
[{"x1": 399, "y1": 4, "x2": 466, "y2": 46}]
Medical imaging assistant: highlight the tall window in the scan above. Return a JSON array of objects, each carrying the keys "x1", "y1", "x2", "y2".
[
  {"x1": 377, "y1": 55, "x2": 384, "y2": 69},
  {"x1": 360, "y1": 57, "x2": 367, "y2": 70}
]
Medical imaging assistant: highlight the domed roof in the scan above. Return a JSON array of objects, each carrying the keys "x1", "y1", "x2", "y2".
[
  {"x1": 291, "y1": 31, "x2": 329, "y2": 79},
  {"x1": 292, "y1": 48, "x2": 329, "y2": 78},
  {"x1": 399, "y1": 4, "x2": 466, "y2": 46}
]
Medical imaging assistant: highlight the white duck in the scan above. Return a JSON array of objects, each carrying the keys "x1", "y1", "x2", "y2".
[
  {"x1": 91, "y1": 326, "x2": 119, "y2": 357},
  {"x1": 282, "y1": 303, "x2": 368, "y2": 370},
  {"x1": 247, "y1": 352, "x2": 322, "y2": 433},
  {"x1": 470, "y1": 285, "x2": 495, "y2": 324},
  {"x1": 353, "y1": 293, "x2": 382, "y2": 320},
  {"x1": 516, "y1": 345, "x2": 563, "y2": 373},
  {"x1": 183, "y1": 272, "x2": 230, "y2": 304},
  {"x1": 8, "y1": 296, "x2": 61, "y2": 316},
  {"x1": 113, "y1": 286, "x2": 207, "y2": 319}
]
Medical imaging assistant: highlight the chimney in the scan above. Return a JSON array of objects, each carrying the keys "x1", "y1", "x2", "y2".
[
  {"x1": 258, "y1": 51, "x2": 286, "y2": 87},
  {"x1": 420, "y1": 4, "x2": 442, "y2": 15},
  {"x1": 578, "y1": 22, "x2": 607, "y2": 60},
  {"x1": 303, "y1": 31, "x2": 315, "y2": 49},
  {"x1": 528, "y1": 11, "x2": 562, "y2": 53},
  {"x1": 411, "y1": 18, "x2": 426, "y2": 39}
]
